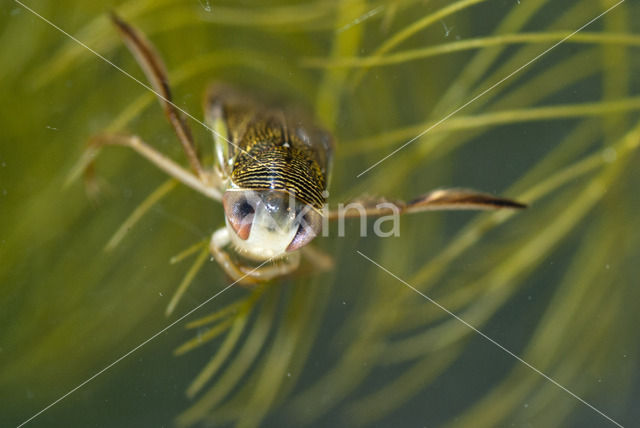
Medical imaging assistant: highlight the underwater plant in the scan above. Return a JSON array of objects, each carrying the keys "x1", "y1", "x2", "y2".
[{"x1": 1, "y1": 0, "x2": 638, "y2": 427}]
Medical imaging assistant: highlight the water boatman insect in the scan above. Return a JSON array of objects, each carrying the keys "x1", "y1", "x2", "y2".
[{"x1": 78, "y1": 14, "x2": 525, "y2": 286}]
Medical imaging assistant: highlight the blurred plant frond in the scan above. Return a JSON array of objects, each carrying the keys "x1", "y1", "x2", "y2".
[{"x1": 2, "y1": 0, "x2": 639, "y2": 427}]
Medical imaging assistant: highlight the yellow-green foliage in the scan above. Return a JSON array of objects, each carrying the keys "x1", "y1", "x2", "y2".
[{"x1": 1, "y1": 1, "x2": 638, "y2": 427}]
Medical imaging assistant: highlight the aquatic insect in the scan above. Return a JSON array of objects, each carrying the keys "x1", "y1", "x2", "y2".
[{"x1": 81, "y1": 14, "x2": 525, "y2": 286}]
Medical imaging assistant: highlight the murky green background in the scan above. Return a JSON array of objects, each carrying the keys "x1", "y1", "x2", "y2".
[{"x1": 2, "y1": 1, "x2": 639, "y2": 427}]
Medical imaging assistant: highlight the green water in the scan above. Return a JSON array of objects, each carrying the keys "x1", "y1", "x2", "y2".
[{"x1": 2, "y1": 1, "x2": 639, "y2": 427}]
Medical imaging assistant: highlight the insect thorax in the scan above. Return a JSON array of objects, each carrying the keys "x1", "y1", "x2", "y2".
[{"x1": 231, "y1": 139, "x2": 327, "y2": 210}]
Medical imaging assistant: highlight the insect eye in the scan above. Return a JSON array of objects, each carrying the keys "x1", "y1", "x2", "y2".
[
  {"x1": 287, "y1": 210, "x2": 321, "y2": 252},
  {"x1": 223, "y1": 192, "x2": 256, "y2": 240},
  {"x1": 235, "y1": 199, "x2": 255, "y2": 218}
]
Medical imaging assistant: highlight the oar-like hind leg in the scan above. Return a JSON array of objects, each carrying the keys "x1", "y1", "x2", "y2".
[
  {"x1": 327, "y1": 188, "x2": 526, "y2": 219},
  {"x1": 109, "y1": 12, "x2": 205, "y2": 180}
]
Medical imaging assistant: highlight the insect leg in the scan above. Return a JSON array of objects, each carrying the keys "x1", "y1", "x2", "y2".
[
  {"x1": 279, "y1": 245, "x2": 334, "y2": 279},
  {"x1": 300, "y1": 245, "x2": 334, "y2": 272},
  {"x1": 69, "y1": 132, "x2": 221, "y2": 201},
  {"x1": 110, "y1": 13, "x2": 206, "y2": 181},
  {"x1": 326, "y1": 188, "x2": 526, "y2": 220},
  {"x1": 209, "y1": 228, "x2": 301, "y2": 285},
  {"x1": 238, "y1": 252, "x2": 301, "y2": 280},
  {"x1": 210, "y1": 228, "x2": 261, "y2": 286}
]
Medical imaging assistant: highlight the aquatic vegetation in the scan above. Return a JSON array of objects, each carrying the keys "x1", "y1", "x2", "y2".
[{"x1": 1, "y1": 0, "x2": 638, "y2": 427}]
